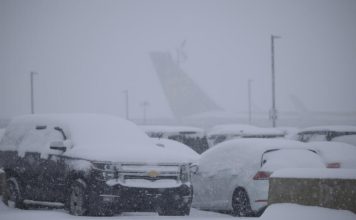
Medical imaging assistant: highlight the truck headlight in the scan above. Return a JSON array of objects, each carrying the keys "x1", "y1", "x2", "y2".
[
  {"x1": 180, "y1": 164, "x2": 190, "y2": 183},
  {"x1": 92, "y1": 162, "x2": 120, "y2": 181}
]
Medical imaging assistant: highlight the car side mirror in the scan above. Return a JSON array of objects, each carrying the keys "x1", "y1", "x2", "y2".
[
  {"x1": 190, "y1": 163, "x2": 199, "y2": 175},
  {"x1": 49, "y1": 140, "x2": 73, "y2": 152}
]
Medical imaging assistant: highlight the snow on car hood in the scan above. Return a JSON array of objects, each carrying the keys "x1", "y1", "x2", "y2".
[{"x1": 1, "y1": 114, "x2": 190, "y2": 164}]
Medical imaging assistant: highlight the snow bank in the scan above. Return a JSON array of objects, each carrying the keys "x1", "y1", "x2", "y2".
[
  {"x1": 261, "y1": 203, "x2": 356, "y2": 220},
  {"x1": 272, "y1": 168, "x2": 356, "y2": 179},
  {"x1": 0, "y1": 196, "x2": 355, "y2": 219}
]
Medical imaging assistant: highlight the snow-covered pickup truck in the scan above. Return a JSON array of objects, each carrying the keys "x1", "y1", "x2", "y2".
[{"x1": 0, "y1": 114, "x2": 192, "y2": 216}]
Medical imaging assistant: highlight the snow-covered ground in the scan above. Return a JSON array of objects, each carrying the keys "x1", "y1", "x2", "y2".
[{"x1": 0, "y1": 197, "x2": 355, "y2": 220}]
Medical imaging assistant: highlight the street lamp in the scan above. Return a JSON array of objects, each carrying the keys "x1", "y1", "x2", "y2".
[
  {"x1": 141, "y1": 101, "x2": 150, "y2": 125},
  {"x1": 30, "y1": 71, "x2": 38, "y2": 114},
  {"x1": 270, "y1": 35, "x2": 281, "y2": 127},
  {"x1": 122, "y1": 90, "x2": 129, "y2": 120},
  {"x1": 248, "y1": 79, "x2": 253, "y2": 124}
]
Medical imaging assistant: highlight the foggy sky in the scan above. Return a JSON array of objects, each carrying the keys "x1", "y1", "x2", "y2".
[{"x1": 1, "y1": 0, "x2": 356, "y2": 120}]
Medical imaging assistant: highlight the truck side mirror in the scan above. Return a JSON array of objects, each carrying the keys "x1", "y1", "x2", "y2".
[
  {"x1": 49, "y1": 140, "x2": 73, "y2": 152},
  {"x1": 190, "y1": 163, "x2": 199, "y2": 175}
]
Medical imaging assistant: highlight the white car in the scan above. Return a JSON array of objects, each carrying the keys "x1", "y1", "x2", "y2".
[
  {"x1": 307, "y1": 141, "x2": 356, "y2": 168},
  {"x1": 192, "y1": 139, "x2": 325, "y2": 217}
]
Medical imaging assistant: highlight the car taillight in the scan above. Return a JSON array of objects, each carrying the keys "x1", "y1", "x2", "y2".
[
  {"x1": 253, "y1": 171, "x2": 272, "y2": 180},
  {"x1": 327, "y1": 162, "x2": 341, "y2": 168}
]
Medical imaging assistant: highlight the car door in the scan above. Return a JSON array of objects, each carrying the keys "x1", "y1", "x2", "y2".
[
  {"x1": 192, "y1": 168, "x2": 216, "y2": 209},
  {"x1": 39, "y1": 126, "x2": 68, "y2": 202},
  {"x1": 17, "y1": 125, "x2": 51, "y2": 201},
  {"x1": 206, "y1": 167, "x2": 237, "y2": 209}
]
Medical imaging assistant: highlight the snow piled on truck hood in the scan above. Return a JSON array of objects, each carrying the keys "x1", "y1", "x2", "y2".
[
  {"x1": 152, "y1": 138, "x2": 200, "y2": 163},
  {"x1": 1, "y1": 114, "x2": 190, "y2": 163}
]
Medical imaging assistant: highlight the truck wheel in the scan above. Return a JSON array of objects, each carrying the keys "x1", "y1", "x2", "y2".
[
  {"x1": 69, "y1": 179, "x2": 88, "y2": 216},
  {"x1": 3, "y1": 177, "x2": 26, "y2": 209}
]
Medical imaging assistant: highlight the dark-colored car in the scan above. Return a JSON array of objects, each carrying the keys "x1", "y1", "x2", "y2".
[
  {"x1": 141, "y1": 125, "x2": 209, "y2": 154},
  {"x1": 0, "y1": 114, "x2": 192, "y2": 216},
  {"x1": 295, "y1": 125, "x2": 356, "y2": 146}
]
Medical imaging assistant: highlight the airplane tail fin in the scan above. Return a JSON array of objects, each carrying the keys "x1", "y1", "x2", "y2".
[{"x1": 150, "y1": 51, "x2": 222, "y2": 118}]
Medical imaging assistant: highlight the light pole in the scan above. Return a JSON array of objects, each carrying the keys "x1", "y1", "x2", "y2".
[
  {"x1": 141, "y1": 101, "x2": 150, "y2": 125},
  {"x1": 248, "y1": 79, "x2": 253, "y2": 124},
  {"x1": 122, "y1": 90, "x2": 129, "y2": 120},
  {"x1": 270, "y1": 35, "x2": 281, "y2": 127},
  {"x1": 30, "y1": 72, "x2": 38, "y2": 114}
]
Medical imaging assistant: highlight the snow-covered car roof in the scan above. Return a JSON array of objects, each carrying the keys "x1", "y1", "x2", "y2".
[
  {"x1": 152, "y1": 138, "x2": 200, "y2": 163},
  {"x1": 207, "y1": 124, "x2": 285, "y2": 137},
  {"x1": 261, "y1": 148, "x2": 325, "y2": 172},
  {"x1": 0, "y1": 114, "x2": 192, "y2": 163},
  {"x1": 199, "y1": 138, "x2": 310, "y2": 175},
  {"x1": 306, "y1": 141, "x2": 356, "y2": 168},
  {"x1": 298, "y1": 125, "x2": 356, "y2": 133},
  {"x1": 141, "y1": 125, "x2": 205, "y2": 138}
]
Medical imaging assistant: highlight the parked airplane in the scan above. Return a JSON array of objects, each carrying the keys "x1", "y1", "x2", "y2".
[{"x1": 149, "y1": 51, "x2": 356, "y2": 129}]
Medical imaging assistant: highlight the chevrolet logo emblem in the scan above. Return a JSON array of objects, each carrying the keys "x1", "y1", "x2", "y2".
[{"x1": 147, "y1": 170, "x2": 159, "y2": 178}]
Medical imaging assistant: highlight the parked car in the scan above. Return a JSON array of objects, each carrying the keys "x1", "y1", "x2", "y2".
[
  {"x1": 0, "y1": 114, "x2": 193, "y2": 216},
  {"x1": 295, "y1": 125, "x2": 356, "y2": 146},
  {"x1": 207, "y1": 124, "x2": 285, "y2": 148},
  {"x1": 141, "y1": 125, "x2": 208, "y2": 153},
  {"x1": 191, "y1": 139, "x2": 325, "y2": 217},
  {"x1": 307, "y1": 141, "x2": 356, "y2": 168}
]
